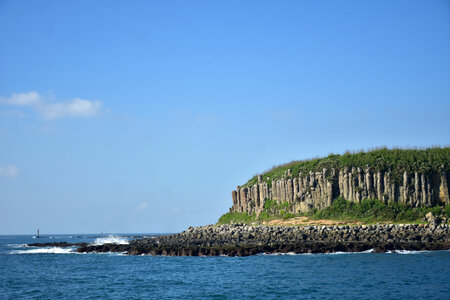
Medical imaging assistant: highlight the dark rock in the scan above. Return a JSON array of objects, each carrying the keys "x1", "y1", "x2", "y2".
[{"x1": 70, "y1": 223, "x2": 450, "y2": 256}]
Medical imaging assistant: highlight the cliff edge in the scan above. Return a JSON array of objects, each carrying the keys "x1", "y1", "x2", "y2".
[{"x1": 230, "y1": 148, "x2": 450, "y2": 216}]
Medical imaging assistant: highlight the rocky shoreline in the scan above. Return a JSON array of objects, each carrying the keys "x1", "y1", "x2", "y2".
[{"x1": 67, "y1": 223, "x2": 450, "y2": 256}]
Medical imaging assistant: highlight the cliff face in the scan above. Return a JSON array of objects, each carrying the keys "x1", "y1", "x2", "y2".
[{"x1": 231, "y1": 166, "x2": 449, "y2": 215}]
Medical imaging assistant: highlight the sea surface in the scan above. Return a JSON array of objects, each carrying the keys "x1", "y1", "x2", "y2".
[{"x1": 0, "y1": 234, "x2": 449, "y2": 299}]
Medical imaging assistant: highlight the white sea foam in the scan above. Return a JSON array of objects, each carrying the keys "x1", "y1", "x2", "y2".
[
  {"x1": 258, "y1": 249, "x2": 377, "y2": 256},
  {"x1": 6, "y1": 244, "x2": 28, "y2": 248},
  {"x1": 327, "y1": 249, "x2": 375, "y2": 255},
  {"x1": 10, "y1": 247, "x2": 75, "y2": 254},
  {"x1": 389, "y1": 250, "x2": 430, "y2": 254},
  {"x1": 281, "y1": 252, "x2": 297, "y2": 255},
  {"x1": 91, "y1": 235, "x2": 129, "y2": 246},
  {"x1": 258, "y1": 252, "x2": 300, "y2": 256},
  {"x1": 85, "y1": 251, "x2": 127, "y2": 256},
  {"x1": 362, "y1": 249, "x2": 375, "y2": 253}
]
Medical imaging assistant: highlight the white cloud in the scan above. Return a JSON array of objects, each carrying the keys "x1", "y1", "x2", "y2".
[
  {"x1": 0, "y1": 92, "x2": 104, "y2": 119},
  {"x1": 37, "y1": 98, "x2": 103, "y2": 119},
  {"x1": 0, "y1": 165, "x2": 20, "y2": 178},
  {"x1": 136, "y1": 202, "x2": 148, "y2": 212},
  {"x1": 2, "y1": 91, "x2": 40, "y2": 106}
]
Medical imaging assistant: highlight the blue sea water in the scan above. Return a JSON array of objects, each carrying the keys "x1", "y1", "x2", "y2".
[{"x1": 0, "y1": 234, "x2": 449, "y2": 299}]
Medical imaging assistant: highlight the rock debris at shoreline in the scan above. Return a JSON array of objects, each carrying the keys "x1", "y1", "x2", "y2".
[{"x1": 70, "y1": 223, "x2": 450, "y2": 256}]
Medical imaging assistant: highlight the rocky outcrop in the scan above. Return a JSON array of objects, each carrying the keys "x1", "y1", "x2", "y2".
[
  {"x1": 76, "y1": 223, "x2": 450, "y2": 256},
  {"x1": 231, "y1": 166, "x2": 449, "y2": 215}
]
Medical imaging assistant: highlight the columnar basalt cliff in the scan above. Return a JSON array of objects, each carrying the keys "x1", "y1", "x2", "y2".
[{"x1": 231, "y1": 149, "x2": 450, "y2": 215}]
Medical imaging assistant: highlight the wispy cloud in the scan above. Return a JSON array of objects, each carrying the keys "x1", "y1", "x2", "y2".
[
  {"x1": 2, "y1": 91, "x2": 40, "y2": 106},
  {"x1": 37, "y1": 98, "x2": 103, "y2": 119},
  {"x1": 0, "y1": 165, "x2": 20, "y2": 178},
  {"x1": 0, "y1": 110, "x2": 26, "y2": 118},
  {"x1": 136, "y1": 202, "x2": 148, "y2": 212},
  {"x1": 0, "y1": 92, "x2": 105, "y2": 119}
]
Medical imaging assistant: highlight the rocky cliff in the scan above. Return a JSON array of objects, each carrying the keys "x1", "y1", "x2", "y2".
[{"x1": 231, "y1": 148, "x2": 450, "y2": 215}]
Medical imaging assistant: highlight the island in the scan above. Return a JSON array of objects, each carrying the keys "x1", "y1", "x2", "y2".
[{"x1": 31, "y1": 148, "x2": 450, "y2": 256}]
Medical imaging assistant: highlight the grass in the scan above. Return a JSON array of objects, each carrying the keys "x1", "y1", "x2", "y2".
[
  {"x1": 216, "y1": 208, "x2": 296, "y2": 225},
  {"x1": 243, "y1": 147, "x2": 450, "y2": 187},
  {"x1": 307, "y1": 197, "x2": 449, "y2": 223},
  {"x1": 217, "y1": 197, "x2": 450, "y2": 225},
  {"x1": 217, "y1": 212, "x2": 256, "y2": 224}
]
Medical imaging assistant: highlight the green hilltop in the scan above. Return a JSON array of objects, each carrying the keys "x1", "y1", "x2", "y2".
[
  {"x1": 221, "y1": 147, "x2": 450, "y2": 225},
  {"x1": 243, "y1": 147, "x2": 450, "y2": 187}
]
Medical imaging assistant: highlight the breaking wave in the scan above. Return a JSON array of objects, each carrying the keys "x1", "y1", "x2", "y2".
[
  {"x1": 328, "y1": 249, "x2": 375, "y2": 255},
  {"x1": 6, "y1": 244, "x2": 28, "y2": 248},
  {"x1": 258, "y1": 249, "x2": 376, "y2": 256},
  {"x1": 387, "y1": 250, "x2": 431, "y2": 254},
  {"x1": 91, "y1": 236, "x2": 129, "y2": 246},
  {"x1": 10, "y1": 247, "x2": 75, "y2": 254},
  {"x1": 258, "y1": 252, "x2": 303, "y2": 256}
]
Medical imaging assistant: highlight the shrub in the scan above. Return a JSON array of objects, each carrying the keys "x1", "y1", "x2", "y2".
[
  {"x1": 217, "y1": 212, "x2": 256, "y2": 224},
  {"x1": 310, "y1": 197, "x2": 448, "y2": 223}
]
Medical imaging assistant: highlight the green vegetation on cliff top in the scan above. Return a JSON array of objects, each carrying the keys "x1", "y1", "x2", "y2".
[
  {"x1": 243, "y1": 147, "x2": 450, "y2": 187},
  {"x1": 217, "y1": 198, "x2": 450, "y2": 225}
]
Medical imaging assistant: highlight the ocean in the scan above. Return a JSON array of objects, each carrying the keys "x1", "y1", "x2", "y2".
[{"x1": 1, "y1": 234, "x2": 449, "y2": 299}]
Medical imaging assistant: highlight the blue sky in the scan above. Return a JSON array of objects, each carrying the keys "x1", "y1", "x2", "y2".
[{"x1": 0, "y1": 0, "x2": 449, "y2": 234}]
